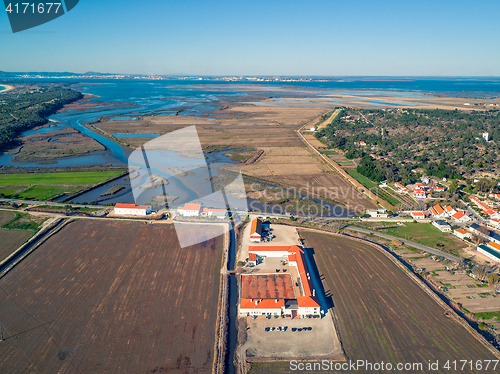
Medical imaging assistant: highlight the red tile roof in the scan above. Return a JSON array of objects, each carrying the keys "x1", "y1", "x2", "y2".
[
  {"x1": 248, "y1": 245, "x2": 303, "y2": 253},
  {"x1": 297, "y1": 296, "x2": 320, "y2": 308},
  {"x1": 115, "y1": 203, "x2": 150, "y2": 209},
  {"x1": 249, "y1": 253, "x2": 257, "y2": 261},
  {"x1": 433, "y1": 204, "x2": 444, "y2": 215},
  {"x1": 454, "y1": 228, "x2": 468, "y2": 235},
  {"x1": 178, "y1": 203, "x2": 201, "y2": 211},
  {"x1": 250, "y1": 218, "x2": 262, "y2": 236},
  {"x1": 241, "y1": 274, "x2": 295, "y2": 299},
  {"x1": 411, "y1": 212, "x2": 428, "y2": 217},
  {"x1": 452, "y1": 211, "x2": 466, "y2": 220},
  {"x1": 240, "y1": 298, "x2": 284, "y2": 309}
]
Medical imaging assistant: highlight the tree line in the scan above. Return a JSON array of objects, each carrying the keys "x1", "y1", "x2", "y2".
[{"x1": 0, "y1": 87, "x2": 82, "y2": 149}]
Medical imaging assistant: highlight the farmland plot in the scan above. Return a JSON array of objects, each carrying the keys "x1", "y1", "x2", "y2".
[
  {"x1": 299, "y1": 230, "x2": 498, "y2": 373},
  {"x1": 0, "y1": 220, "x2": 224, "y2": 374}
]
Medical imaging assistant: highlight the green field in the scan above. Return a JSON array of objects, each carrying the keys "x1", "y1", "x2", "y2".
[
  {"x1": 17, "y1": 185, "x2": 83, "y2": 200},
  {"x1": 0, "y1": 171, "x2": 123, "y2": 186},
  {"x1": 346, "y1": 169, "x2": 401, "y2": 206},
  {"x1": 380, "y1": 222, "x2": 466, "y2": 255},
  {"x1": 0, "y1": 186, "x2": 27, "y2": 197},
  {"x1": 320, "y1": 150, "x2": 339, "y2": 155}
]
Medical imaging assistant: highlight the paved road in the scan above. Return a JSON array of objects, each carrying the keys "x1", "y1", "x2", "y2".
[
  {"x1": 344, "y1": 225, "x2": 460, "y2": 262},
  {"x1": 0, "y1": 198, "x2": 102, "y2": 209}
]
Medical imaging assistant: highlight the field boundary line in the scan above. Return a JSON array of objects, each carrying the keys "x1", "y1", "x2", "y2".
[
  {"x1": 214, "y1": 223, "x2": 231, "y2": 374},
  {"x1": 298, "y1": 226, "x2": 500, "y2": 359},
  {"x1": 0, "y1": 218, "x2": 71, "y2": 280}
]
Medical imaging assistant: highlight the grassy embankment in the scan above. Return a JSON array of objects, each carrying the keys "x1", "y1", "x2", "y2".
[
  {"x1": 375, "y1": 221, "x2": 466, "y2": 256},
  {"x1": 0, "y1": 171, "x2": 124, "y2": 200},
  {"x1": 346, "y1": 169, "x2": 401, "y2": 206}
]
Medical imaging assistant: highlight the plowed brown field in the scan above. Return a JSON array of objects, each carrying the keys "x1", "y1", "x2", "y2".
[
  {"x1": 0, "y1": 220, "x2": 224, "y2": 374},
  {"x1": 298, "y1": 231, "x2": 498, "y2": 374}
]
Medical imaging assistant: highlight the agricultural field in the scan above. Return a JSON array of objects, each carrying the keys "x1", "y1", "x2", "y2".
[
  {"x1": 0, "y1": 220, "x2": 224, "y2": 374},
  {"x1": 262, "y1": 173, "x2": 377, "y2": 211},
  {"x1": 17, "y1": 185, "x2": 83, "y2": 200},
  {"x1": 238, "y1": 146, "x2": 329, "y2": 176},
  {"x1": 0, "y1": 171, "x2": 124, "y2": 186},
  {"x1": 0, "y1": 171, "x2": 124, "y2": 201},
  {"x1": 379, "y1": 222, "x2": 468, "y2": 256},
  {"x1": 0, "y1": 211, "x2": 43, "y2": 262},
  {"x1": 346, "y1": 169, "x2": 403, "y2": 207},
  {"x1": 299, "y1": 230, "x2": 498, "y2": 372}
]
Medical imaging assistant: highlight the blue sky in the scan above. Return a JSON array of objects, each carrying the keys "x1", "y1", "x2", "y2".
[{"x1": 1, "y1": 0, "x2": 499, "y2": 76}]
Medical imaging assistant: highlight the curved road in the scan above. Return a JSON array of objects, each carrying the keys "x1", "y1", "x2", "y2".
[{"x1": 344, "y1": 225, "x2": 460, "y2": 262}]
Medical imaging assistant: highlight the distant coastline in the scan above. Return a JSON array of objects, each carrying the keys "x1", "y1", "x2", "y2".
[{"x1": 0, "y1": 84, "x2": 14, "y2": 93}]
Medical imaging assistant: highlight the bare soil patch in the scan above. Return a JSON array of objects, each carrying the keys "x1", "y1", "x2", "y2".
[
  {"x1": 0, "y1": 220, "x2": 224, "y2": 374},
  {"x1": 300, "y1": 231, "x2": 498, "y2": 368}
]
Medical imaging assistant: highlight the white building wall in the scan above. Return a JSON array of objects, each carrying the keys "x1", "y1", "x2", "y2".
[
  {"x1": 298, "y1": 307, "x2": 320, "y2": 315},
  {"x1": 240, "y1": 307, "x2": 282, "y2": 315},
  {"x1": 249, "y1": 235, "x2": 261, "y2": 243},
  {"x1": 114, "y1": 207, "x2": 150, "y2": 216},
  {"x1": 249, "y1": 250, "x2": 289, "y2": 257},
  {"x1": 178, "y1": 209, "x2": 200, "y2": 217}
]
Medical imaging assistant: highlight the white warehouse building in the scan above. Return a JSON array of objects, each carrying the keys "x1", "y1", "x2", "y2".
[{"x1": 114, "y1": 203, "x2": 152, "y2": 216}]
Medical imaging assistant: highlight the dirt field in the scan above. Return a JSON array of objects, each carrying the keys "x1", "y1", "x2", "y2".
[
  {"x1": 262, "y1": 173, "x2": 377, "y2": 210},
  {"x1": 0, "y1": 219, "x2": 224, "y2": 374},
  {"x1": 238, "y1": 147, "x2": 329, "y2": 177},
  {"x1": 299, "y1": 230, "x2": 498, "y2": 372},
  {"x1": 0, "y1": 211, "x2": 34, "y2": 262}
]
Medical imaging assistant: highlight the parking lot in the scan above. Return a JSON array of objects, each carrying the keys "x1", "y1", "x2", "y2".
[{"x1": 242, "y1": 315, "x2": 343, "y2": 360}]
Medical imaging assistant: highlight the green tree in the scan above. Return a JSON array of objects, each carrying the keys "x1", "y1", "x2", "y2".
[{"x1": 486, "y1": 272, "x2": 499, "y2": 286}]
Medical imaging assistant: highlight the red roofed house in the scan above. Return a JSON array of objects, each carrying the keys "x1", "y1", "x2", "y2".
[
  {"x1": 114, "y1": 203, "x2": 152, "y2": 216},
  {"x1": 488, "y1": 219, "x2": 500, "y2": 229},
  {"x1": 249, "y1": 218, "x2": 263, "y2": 242},
  {"x1": 177, "y1": 203, "x2": 201, "y2": 217},
  {"x1": 411, "y1": 211, "x2": 429, "y2": 219},
  {"x1": 451, "y1": 211, "x2": 471, "y2": 222},
  {"x1": 444, "y1": 205, "x2": 456, "y2": 216},
  {"x1": 413, "y1": 189, "x2": 427, "y2": 199},
  {"x1": 433, "y1": 185, "x2": 445, "y2": 192},
  {"x1": 201, "y1": 207, "x2": 228, "y2": 219},
  {"x1": 248, "y1": 252, "x2": 257, "y2": 266},
  {"x1": 481, "y1": 208, "x2": 500, "y2": 219},
  {"x1": 394, "y1": 182, "x2": 408, "y2": 194},
  {"x1": 429, "y1": 204, "x2": 446, "y2": 218},
  {"x1": 454, "y1": 228, "x2": 471, "y2": 240}
]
